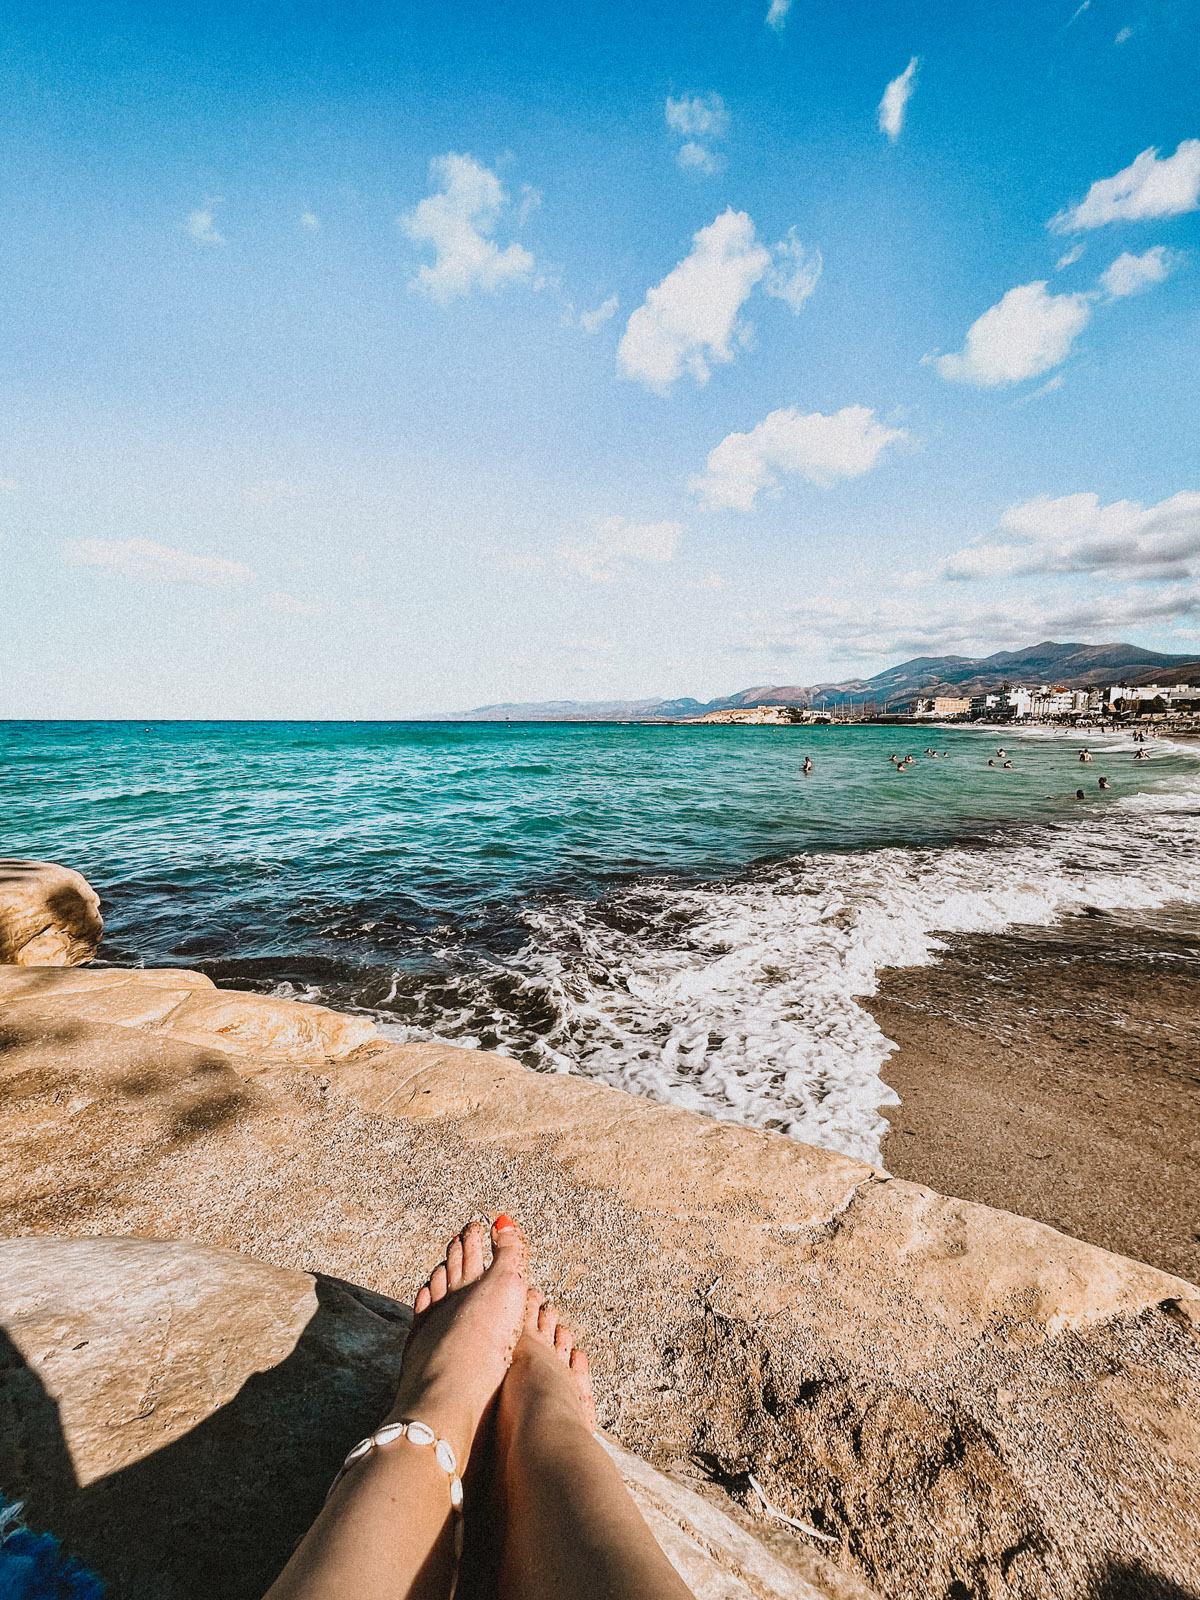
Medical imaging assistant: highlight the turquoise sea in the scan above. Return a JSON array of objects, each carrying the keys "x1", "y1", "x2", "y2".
[{"x1": 4, "y1": 719, "x2": 1199, "y2": 1161}]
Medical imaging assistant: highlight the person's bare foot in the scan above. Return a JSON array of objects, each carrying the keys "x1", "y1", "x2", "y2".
[
  {"x1": 496, "y1": 1288, "x2": 598, "y2": 1450},
  {"x1": 384, "y1": 1216, "x2": 530, "y2": 1473}
]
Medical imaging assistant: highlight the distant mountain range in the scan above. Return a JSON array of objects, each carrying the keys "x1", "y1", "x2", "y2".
[{"x1": 459, "y1": 641, "x2": 1200, "y2": 720}]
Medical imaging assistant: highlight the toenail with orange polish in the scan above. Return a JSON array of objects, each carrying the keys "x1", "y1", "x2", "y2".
[{"x1": 493, "y1": 1214, "x2": 516, "y2": 1232}]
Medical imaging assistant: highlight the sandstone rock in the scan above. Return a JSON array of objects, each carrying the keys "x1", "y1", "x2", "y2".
[
  {"x1": 0, "y1": 1235, "x2": 859, "y2": 1600},
  {"x1": 0, "y1": 963, "x2": 375, "y2": 1063},
  {"x1": 1, "y1": 974, "x2": 1197, "y2": 1599},
  {"x1": 0, "y1": 860, "x2": 102, "y2": 966}
]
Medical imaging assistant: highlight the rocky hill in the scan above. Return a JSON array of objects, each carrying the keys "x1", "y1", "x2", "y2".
[{"x1": 459, "y1": 641, "x2": 1200, "y2": 720}]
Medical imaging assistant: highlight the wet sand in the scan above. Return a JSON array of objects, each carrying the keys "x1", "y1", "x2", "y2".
[{"x1": 868, "y1": 912, "x2": 1200, "y2": 1283}]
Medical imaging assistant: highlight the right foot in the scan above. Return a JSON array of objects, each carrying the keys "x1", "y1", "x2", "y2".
[
  {"x1": 383, "y1": 1216, "x2": 530, "y2": 1473},
  {"x1": 498, "y1": 1289, "x2": 598, "y2": 1439}
]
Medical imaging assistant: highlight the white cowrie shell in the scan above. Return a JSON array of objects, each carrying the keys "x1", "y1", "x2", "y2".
[
  {"x1": 374, "y1": 1422, "x2": 407, "y2": 1445},
  {"x1": 406, "y1": 1421, "x2": 436, "y2": 1447},
  {"x1": 449, "y1": 1475, "x2": 464, "y2": 1509},
  {"x1": 344, "y1": 1439, "x2": 373, "y2": 1465},
  {"x1": 435, "y1": 1439, "x2": 457, "y2": 1474}
]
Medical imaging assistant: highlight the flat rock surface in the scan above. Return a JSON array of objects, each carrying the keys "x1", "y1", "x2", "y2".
[
  {"x1": 1, "y1": 970, "x2": 1198, "y2": 1600},
  {"x1": 0, "y1": 860, "x2": 102, "y2": 967},
  {"x1": 0, "y1": 1235, "x2": 859, "y2": 1600}
]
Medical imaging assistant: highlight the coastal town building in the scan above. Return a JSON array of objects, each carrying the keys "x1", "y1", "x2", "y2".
[{"x1": 911, "y1": 696, "x2": 972, "y2": 718}]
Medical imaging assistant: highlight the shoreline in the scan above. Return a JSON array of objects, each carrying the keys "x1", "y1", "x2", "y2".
[{"x1": 869, "y1": 912, "x2": 1200, "y2": 1283}]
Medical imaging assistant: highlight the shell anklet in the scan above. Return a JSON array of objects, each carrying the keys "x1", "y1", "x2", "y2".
[{"x1": 327, "y1": 1418, "x2": 465, "y2": 1576}]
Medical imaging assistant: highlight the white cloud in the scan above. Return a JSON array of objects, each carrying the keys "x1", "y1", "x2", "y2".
[
  {"x1": 933, "y1": 491, "x2": 1200, "y2": 583},
  {"x1": 765, "y1": 0, "x2": 791, "y2": 31},
  {"x1": 935, "y1": 281, "x2": 1092, "y2": 386},
  {"x1": 300, "y1": 211, "x2": 321, "y2": 231},
  {"x1": 266, "y1": 591, "x2": 323, "y2": 615},
  {"x1": 764, "y1": 228, "x2": 823, "y2": 312},
  {"x1": 558, "y1": 517, "x2": 683, "y2": 582},
  {"x1": 1115, "y1": 25, "x2": 1133, "y2": 42},
  {"x1": 1056, "y1": 242, "x2": 1086, "y2": 269},
  {"x1": 1051, "y1": 140, "x2": 1200, "y2": 231},
  {"x1": 666, "y1": 94, "x2": 728, "y2": 175},
  {"x1": 690, "y1": 405, "x2": 907, "y2": 511},
  {"x1": 185, "y1": 206, "x2": 225, "y2": 245},
  {"x1": 402, "y1": 153, "x2": 536, "y2": 302},
  {"x1": 741, "y1": 580, "x2": 1200, "y2": 664},
  {"x1": 617, "y1": 210, "x2": 771, "y2": 390},
  {"x1": 579, "y1": 294, "x2": 619, "y2": 334},
  {"x1": 878, "y1": 58, "x2": 919, "y2": 143},
  {"x1": 64, "y1": 538, "x2": 253, "y2": 586},
  {"x1": 1099, "y1": 245, "x2": 1178, "y2": 297},
  {"x1": 676, "y1": 142, "x2": 723, "y2": 174},
  {"x1": 665, "y1": 93, "x2": 728, "y2": 141}
]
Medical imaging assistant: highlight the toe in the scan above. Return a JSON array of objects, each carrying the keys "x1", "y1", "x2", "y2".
[
  {"x1": 461, "y1": 1220, "x2": 485, "y2": 1283},
  {"x1": 570, "y1": 1348, "x2": 597, "y2": 1431},
  {"x1": 537, "y1": 1301, "x2": 559, "y2": 1344},
  {"x1": 523, "y1": 1288, "x2": 543, "y2": 1335},
  {"x1": 446, "y1": 1234, "x2": 465, "y2": 1291},
  {"x1": 414, "y1": 1283, "x2": 432, "y2": 1317},
  {"x1": 429, "y1": 1262, "x2": 449, "y2": 1303},
  {"x1": 553, "y1": 1324, "x2": 573, "y2": 1366},
  {"x1": 490, "y1": 1215, "x2": 527, "y2": 1277}
]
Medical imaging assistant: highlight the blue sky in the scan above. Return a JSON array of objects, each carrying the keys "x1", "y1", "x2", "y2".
[{"x1": 2, "y1": 0, "x2": 1198, "y2": 716}]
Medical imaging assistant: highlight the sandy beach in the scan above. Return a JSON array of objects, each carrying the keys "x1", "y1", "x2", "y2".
[{"x1": 870, "y1": 910, "x2": 1200, "y2": 1282}]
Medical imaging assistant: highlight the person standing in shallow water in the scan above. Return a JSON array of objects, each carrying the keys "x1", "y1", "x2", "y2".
[{"x1": 265, "y1": 1217, "x2": 698, "y2": 1600}]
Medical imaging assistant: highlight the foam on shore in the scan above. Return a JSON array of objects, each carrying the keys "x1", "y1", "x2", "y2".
[{"x1": 378, "y1": 759, "x2": 1200, "y2": 1164}]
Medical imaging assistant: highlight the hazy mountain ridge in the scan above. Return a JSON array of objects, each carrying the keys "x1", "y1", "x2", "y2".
[{"x1": 459, "y1": 642, "x2": 1200, "y2": 720}]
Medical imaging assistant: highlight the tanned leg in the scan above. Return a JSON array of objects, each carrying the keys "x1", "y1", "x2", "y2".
[
  {"x1": 265, "y1": 1217, "x2": 528, "y2": 1600},
  {"x1": 494, "y1": 1291, "x2": 697, "y2": 1600}
]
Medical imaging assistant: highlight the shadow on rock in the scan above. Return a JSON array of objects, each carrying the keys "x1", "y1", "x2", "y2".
[{"x1": 1, "y1": 1275, "x2": 410, "y2": 1600}]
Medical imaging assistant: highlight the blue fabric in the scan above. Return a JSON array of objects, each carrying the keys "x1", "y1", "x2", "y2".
[{"x1": 0, "y1": 1502, "x2": 103, "y2": 1600}]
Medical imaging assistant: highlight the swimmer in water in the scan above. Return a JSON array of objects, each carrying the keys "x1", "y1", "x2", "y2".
[
  {"x1": 1079, "y1": 750, "x2": 1092, "y2": 763},
  {"x1": 996, "y1": 748, "x2": 1006, "y2": 758},
  {"x1": 1075, "y1": 789, "x2": 1086, "y2": 799},
  {"x1": 1134, "y1": 748, "x2": 1149, "y2": 760},
  {"x1": 1002, "y1": 760, "x2": 1013, "y2": 769},
  {"x1": 987, "y1": 758, "x2": 995, "y2": 767},
  {"x1": 802, "y1": 755, "x2": 813, "y2": 774},
  {"x1": 1098, "y1": 776, "x2": 1110, "y2": 790}
]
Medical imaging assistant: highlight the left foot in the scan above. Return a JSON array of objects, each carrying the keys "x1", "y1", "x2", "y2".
[{"x1": 383, "y1": 1216, "x2": 530, "y2": 1474}]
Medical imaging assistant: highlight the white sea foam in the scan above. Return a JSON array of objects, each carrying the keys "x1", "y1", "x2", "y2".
[{"x1": 458, "y1": 766, "x2": 1200, "y2": 1165}]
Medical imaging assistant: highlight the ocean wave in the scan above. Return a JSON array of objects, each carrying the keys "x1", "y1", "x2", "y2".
[{"x1": 375, "y1": 765, "x2": 1200, "y2": 1165}]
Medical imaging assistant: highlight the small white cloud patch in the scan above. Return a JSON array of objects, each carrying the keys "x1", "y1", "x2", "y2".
[
  {"x1": 935, "y1": 281, "x2": 1093, "y2": 387},
  {"x1": 617, "y1": 210, "x2": 772, "y2": 390},
  {"x1": 1099, "y1": 245, "x2": 1178, "y2": 298},
  {"x1": 1056, "y1": 243, "x2": 1086, "y2": 269},
  {"x1": 1051, "y1": 140, "x2": 1200, "y2": 231},
  {"x1": 764, "y1": 229, "x2": 823, "y2": 312},
  {"x1": 300, "y1": 211, "x2": 321, "y2": 231},
  {"x1": 765, "y1": 0, "x2": 792, "y2": 31},
  {"x1": 186, "y1": 206, "x2": 225, "y2": 245},
  {"x1": 579, "y1": 295, "x2": 619, "y2": 334},
  {"x1": 878, "y1": 58, "x2": 919, "y2": 143},
  {"x1": 402, "y1": 154, "x2": 536, "y2": 302},
  {"x1": 933, "y1": 491, "x2": 1200, "y2": 583},
  {"x1": 665, "y1": 94, "x2": 728, "y2": 175},
  {"x1": 559, "y1": 517, "x2": 683, "y2": 582},
  {"x1": 617, "y1": 211, "x2": 821, "y2": 391},
  {"x1": 64, "y1": 538, "x2": 253, "y2": 586},
  {"x1": 690, "y1": 405, "x2": 907, "y2": 511}
]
